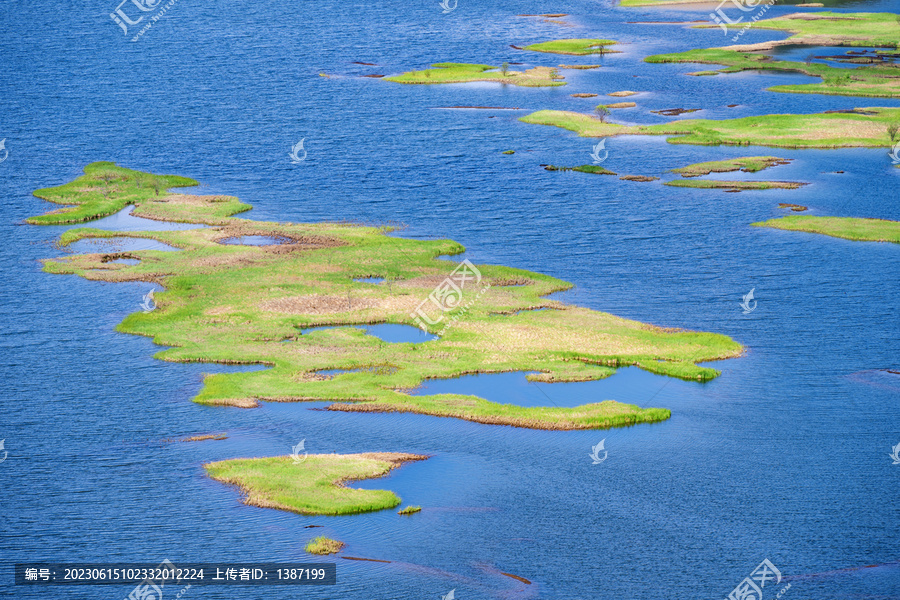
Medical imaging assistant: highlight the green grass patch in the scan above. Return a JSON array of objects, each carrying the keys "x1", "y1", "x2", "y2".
[
  {"x1": 620, "y1": 175, "x2": 659, "y2": 182},
  {"x1": 32, "y1": 164, "x2": 746, "y2": 430},
  {"x1": 523, "y1": 39, "x2": 619, "y2": 56},
  {"x1": 397, "y1": 505, "x2": 422, "y2": 515},
  {"x1": 305, "y1": 537, "x2": 345, "y2": 555},
  {"x1": 672, "y1": 156, "x2": 790, "y2": 177},
  {"x1": 752, "y1": 215, "x2": 900, "y2": 243},
  {"x1": 519, "y1": 107, "x2": 900, "y2": 148},
  {"x1": 544, "y1": 164, "x2": 617, "y2": 175},
  {"x1": 204, "y1": 453, "x2": 426, "y2": 515},
  {"x1": 664, "y1": 180, "x2": 807, "y2": 191},
  {"x1": 384, "y1": 63, "x2": 564, "y2": 87},
  {"x1": 28, "y1": 162, "x2": 202, "y2": 225}
]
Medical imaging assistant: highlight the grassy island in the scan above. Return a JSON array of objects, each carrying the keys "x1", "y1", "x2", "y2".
[
  {"x1": 646, "y1": 13, "x2": 900, "y2": 98},
  {"x1": 672, "y1": 157, "x2": 790, "y2": 177},
  {"x1": 543, "y1": 164, "x2": 617, "y2": 175},
  {"x1": 664, "y1": 180, "x2": 807, "y2": 191},
  {"x1": 384, "y1": 63, "x2": 564, "y2": 87},
  {"x1": 32, "y1": 163, "x2": 746, "y2": 430},
  {"x1": 523, "y1": 39, "x2": 619, "y2": 56},
  {"x1": 397, "y1": 505, "x2": 422, "y2": 515},
  {"x1": 752, "y1": 215, "x2": 900, "y2": 243},
  {"x1": 519, "y1": 107, "x2": 900, "y2": 148},
  {"x1": 778, "y1": 203, "x2": 808, "y2": 212},
  {"x1": 205, "y1": 452, "x2": 426, "y2": 515},
  {"x1": 305, "y1": 537, "x2": 345, "y2": 555}
]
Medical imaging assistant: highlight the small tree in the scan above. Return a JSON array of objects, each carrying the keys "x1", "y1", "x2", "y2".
[
  {"x1": 889, "y1": 122, "x2": 900, "y2": 143},
  {"x1": 500, "y1": 61, "x2": 509, "y2": 76},
  {"x1": 549, "y1": 68, "x2": 560, "y2": 80},
  {"x1": 804, "y1": 54, "x2": 815, "y2": 66},
  {"x1": 594, "y1": 105, "x2": 610, "y2": 123}
]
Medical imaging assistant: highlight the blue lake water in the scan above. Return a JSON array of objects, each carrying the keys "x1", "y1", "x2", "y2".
[
  {"x1": 66, "y1": 236, "x2": 182, "y2": 254},
  {"x1": 409, "y1": 367, "x2": 682, "y2": 408},
  {"x1": 218, "y1": 235, "x2": 291, "y2": 246},
  {"x1": 769, "y1": 45, "x2": 899, "y2": 69},
  {"x1": 301, "y1": 324, "x2": 439, "y2": 343},
  {"x1": 1, "y1": 0, "x2": 900, "y2": 599}
]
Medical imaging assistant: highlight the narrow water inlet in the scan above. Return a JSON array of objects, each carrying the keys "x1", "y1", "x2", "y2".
[
  {"x1": 64, "y1": 205, "x2": 208, "y2": 232},
  {"x1": 408, "y1": 367, "x2": 689, "y2": 408},
  {"x1": 67, "y1": 236, "x2": 182, "y2": 254}
]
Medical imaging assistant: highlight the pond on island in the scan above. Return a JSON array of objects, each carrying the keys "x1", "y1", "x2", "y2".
[{"x1": 300, "y1": 323, "x2": 439, "y2": 343}]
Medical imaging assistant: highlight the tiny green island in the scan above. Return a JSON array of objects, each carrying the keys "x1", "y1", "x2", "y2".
[
  {"x1": 31, "y1": 163, "x2": 748, "y2": 431},
  {"x1": 671, "y1": 157, "x2": 790, "y2": 178},
  {"x1": 384, "y1": 62, "x2": 564, "y2": 87},
  {"x1": 204, "y1": 452, "x2": 426, "y2": 516},
  {"x1": 305, "y1": 537, "x2": 345, "y2": 555},
  {"x1": 543, "y1": 164, "x2": 617, "y2": 175}
]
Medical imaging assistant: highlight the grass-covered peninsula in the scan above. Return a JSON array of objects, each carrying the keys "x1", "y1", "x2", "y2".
[
  {"x1": 204, "y1": 452, "x2": 426, "y2": 515},
  {"x1": 646, "y1": 13, "x2": 900, "y2": 98},
  {"x1": 384, "y1": 63, "x2": 564, "y2": 87},
  {"x1": 29, "y1": 170, "x2": 203, "y2": 225},
  {"x1": 523, "y1": 39, "x2": 619, "y2": 55},
  {"x1": 727, "y1": 12, "x2": 900, "y2": 49},
  {"x1": 519, "y1": 107, "x2": 900, "y2": 148},
  {"x1": 32, "y1": 163, "x2": 746, "y2": 430},
  {"x1": 752, "y1": 215, "x2": 900, "y2": 243}
]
